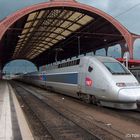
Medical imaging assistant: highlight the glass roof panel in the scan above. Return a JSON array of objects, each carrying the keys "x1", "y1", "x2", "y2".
[
  {"x1": 26, "y1": 33, "x2": 31, "y2": 37},
  {"x1": 54, "y1": 28, "x2": 63, "y2": 33},
  {"x1": 32, "y1": 20, "x2": 39, "y2": 27},
  {"x1": 27, "y1": 12, "x2": 38, "y2": 21},
  {"x1": 29, "y1": 28, "x2": 34, "y2": 32},
  {"x1": 60, "y1": 21, "x2": 71, "y2": 28},
  {"x1": 61, "y1": 30, "x2": 71, "y2": 36},
  {"x1": 68, "y1": 24, "x2": 81, "y2": 31},
  {"x1": 19, "y1": 35, "x2": 25, "y2": 39},
  {"x1": 22, "y1": 28, "x2": 29, "y2": 34},
  {"x1": 42, "y1": 41, "x2": 48, "y2": 44},
  {"x1": 43, "y1": 45, "x2": 49, "y2": 49},
  {"x1": 37, "y1": 10, "x2": 45, "y2": 19},
  {"x1": 48, "y1": 42, "x2": 54, "y2": 46},
  {"x1": 56, "y1": 35, "x2": 64, "y2": 40},
  {"x1": 18, "y1": 39, "x2": 24, "y2": 42},
  {"x1": 49, "y1": 33, "x2": 57, "y2": 38},
  {"x1": 45, "y1": 38, "x2": 51, "y2": 41},
  {"x1": 51, "y1": 39, "x2": 58, "y2": 44},
  {"x1": 39, "y1": 44, "x2": 44, "y2": 47},
  {"x1": 24, "y1": 22, "x2": 32, "y2": 28},
  {"x1": 77, "y1": 15, "x2": 93, "y2": 25},
  {"x1": 68, "y1": 12, "x2": 82, "y2": 21},
  {"x1": 41, "y1": 37, "x2": 46, "y2": 40}
]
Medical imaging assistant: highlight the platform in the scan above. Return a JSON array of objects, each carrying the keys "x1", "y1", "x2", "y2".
[{"x1": 0, "y1": 80, "x2": 33, "y2": 140}]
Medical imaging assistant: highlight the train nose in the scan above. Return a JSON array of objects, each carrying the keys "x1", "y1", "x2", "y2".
[{"x1": 118, "y1": 88, "x2": 140, "y2": 102}]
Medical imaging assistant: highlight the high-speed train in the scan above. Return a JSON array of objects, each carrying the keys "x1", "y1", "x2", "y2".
[{"x1": 18, "y1": 56, "x2": 140, "y2": 110}]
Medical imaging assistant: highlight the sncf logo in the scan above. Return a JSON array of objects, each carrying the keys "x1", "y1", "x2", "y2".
[{"x1": 85, "y1": 77, "x2": 93, "y2": 86}]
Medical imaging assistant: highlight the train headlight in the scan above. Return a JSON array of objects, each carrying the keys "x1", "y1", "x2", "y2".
[{"x1": 116, "y1": 83, "x2": 126, "y2": 87}]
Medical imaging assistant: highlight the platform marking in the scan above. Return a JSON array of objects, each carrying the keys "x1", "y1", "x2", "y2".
[
  {"x1": 0, "y1": 83, "x2": 13, "y2": 140},
  {"x1": 9, "y1": 84, "x2": 34, "y2": 140}
]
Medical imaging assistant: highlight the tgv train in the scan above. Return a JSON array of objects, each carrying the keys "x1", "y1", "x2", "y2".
[{"x1": 18, "y1": 56, "x2": 140, "y2": 110}]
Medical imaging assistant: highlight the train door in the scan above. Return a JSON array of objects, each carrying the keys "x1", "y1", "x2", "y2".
[
  {"x1": 86, "y1": 61, "x2": 109, "y2": 100},
  {"x1": 41, "y1": 71, "x2": 47, "y2": 87},
  {"x1": 85, "y1": 62, "x2": 94, "y2": 94},
  {"x1": 78, "y1": 58, "x2": 94, "y2": 94},
  {"x1": 78, "y1": 59, "x2": 87, "y2": 93}
]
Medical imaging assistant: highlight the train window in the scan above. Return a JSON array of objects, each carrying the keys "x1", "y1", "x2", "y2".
[
  {"x1": 62, "y1": 63, "x2": 64, "y2": 67},
  {"x1": 88, "y1": 66, "x2": 93, "y2": 72},
  {"x1": 73, "y1": 60, "x2": 75, "y2": 65},
  {"x1": 70, "y1": 61, "x2": 72, "y2": 66},
  {"x1": 103, "y1": 62, "x2": 130, "y2": 75},
  {"x1": 77, "y1": 59, "x2": 80, "y2": 64},
  {"x1": 72, "y1": 61, "x2": 74, "y2": 65},
  {"x1": 58, "y1": 59, "x2": 80, "y2": 68}
]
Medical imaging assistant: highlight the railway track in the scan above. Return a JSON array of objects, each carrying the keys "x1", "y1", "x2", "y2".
[
  {"x1": 11, "y1": 82, "x2": 101, "y2": 140},
  {"x1": 11, "y1": 81, "x2": 126, "y2": 140},
  {"x1": 17, "y1": 81, "x2": 140, "y2": 124}
]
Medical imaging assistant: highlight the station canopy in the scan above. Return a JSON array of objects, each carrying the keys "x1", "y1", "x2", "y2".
[{"x1": 0, "y1": 2, "x2": 125, "y2": 68}]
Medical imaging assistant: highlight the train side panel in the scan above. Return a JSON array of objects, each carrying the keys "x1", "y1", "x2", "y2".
[{"x1": 45, "y1": 65, "x2": 80, "y2": 97}]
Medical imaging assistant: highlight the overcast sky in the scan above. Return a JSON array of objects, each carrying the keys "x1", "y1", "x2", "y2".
[{"x1": 1, "y1": 0, "x2": 140, "y2": 73}]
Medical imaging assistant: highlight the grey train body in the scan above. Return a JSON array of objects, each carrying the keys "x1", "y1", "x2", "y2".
[{"x1": 20, "y1": 56, "x2": 140, "y2": 110}]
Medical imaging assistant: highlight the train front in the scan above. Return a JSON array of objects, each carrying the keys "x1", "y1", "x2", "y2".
[{"x1": 103, "y1": 60, "x2": 140, "y2": 109}]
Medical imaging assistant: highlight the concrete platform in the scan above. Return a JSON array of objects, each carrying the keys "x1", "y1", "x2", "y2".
[{"x1": 0, "y1": 80, "x2": 33, "y2": 140}]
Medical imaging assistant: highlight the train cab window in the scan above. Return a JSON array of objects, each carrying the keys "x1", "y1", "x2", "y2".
[
  {"x1": 103, "y1": 62, "x2": 130, "y2": 75},
  {"x1": 88, "y1": 66, "x2": 93, "y2": 72}
]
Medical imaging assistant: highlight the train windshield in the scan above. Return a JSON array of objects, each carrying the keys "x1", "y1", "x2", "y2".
[{"x1": 103, "y1": 62, "x2": 130, "y2": 75}]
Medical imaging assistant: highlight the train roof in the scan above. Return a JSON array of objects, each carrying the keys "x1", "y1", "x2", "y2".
[
  {"x1": 88, "y1": 56, "x2": 117, "y2": 63},
  {"x1": 96, "y1": 56, "x2": 117, "y2": 62},
  {"x1": 39, "y1": 55, "x2": 118, "y2": 72}
]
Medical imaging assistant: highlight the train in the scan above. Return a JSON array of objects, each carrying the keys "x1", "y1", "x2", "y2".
[{"x1": 18, "y1": 56, "x2": 140, "y2": 110}]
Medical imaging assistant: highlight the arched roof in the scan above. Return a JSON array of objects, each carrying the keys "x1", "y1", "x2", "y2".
[{"x1": 0, "y1": 0, "x2": 134, "y2": 68}]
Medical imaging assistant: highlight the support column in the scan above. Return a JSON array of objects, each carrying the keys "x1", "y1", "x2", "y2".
[
  {"x1": 120, "y1": 42, "x2": 128, "y2": 58},
  {"x1": 127, "y1": 34, "x2": 134, "y2": 59},
  {"x1": 105, "y1": 47, "x2": 108, "y2": 56}
]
